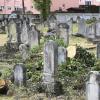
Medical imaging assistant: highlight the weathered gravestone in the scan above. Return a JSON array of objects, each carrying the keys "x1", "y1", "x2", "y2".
[
  {"x1": 78, "y1": 18, "x2": 86, "y2": 37},
  {"x1": 15, "y1": 19, "x2": 22, "y2": 44},
  {"x1": 28, "y1": 25, "x2": 40, "y2": 49},
  {"x1": 86, "y1": 24, "x2": 95, "y2": 40},
  {"x1": 6, "y1": 19, "x2": 19, "y2": 52},
  {"x1": 8, "y1": 19, "x2": 17, "y2": 43},
  {"x1": 96, "y1": 42, "x2": 100, "y2": 59},
  {"x1": 13, "y1": 63, "x2": 26, "y2": 87},
  {"x1": 47, "y1": 14, "x2": 57, "y2": 30},
  {"x1": 19, "y1": 44, "x2": 30, "y2": 61},
  {"x1": 21, "y1": 20, "x2": 30, "y2": 44},
  {"x1": 95, "y1": 21, "x2": 100, "y2": 37},
  {"x1": 58, "y1": 23, "x2": 69, "y2": 46},
  {"x1": 86, "y1": 71, "x2": 100, "y2": 100},
  {"x1": 43, "y1": 40, "x2": 63, "y2": 95},
  {"x1": 58, "y1": 46, "x2": 67, "y2": 65}
]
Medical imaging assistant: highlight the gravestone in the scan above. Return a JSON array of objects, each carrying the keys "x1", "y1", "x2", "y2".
[
  {"x1": 78, "y1": 18, "x2": 86, "y2": 36},
  {"x1": 43, "y1": 40, "x2": 63, "y2": 95},
  {"x1": 13, "y1": 63, "x2": 26, "y2": 87},
  {"x1": 21, "y1": 20, "x2": 30, "y2": 44},
  {"x1": 6, "y1": 19, "x2": 19, "y2": 52},
  {"x1": 96, "y1": 43, "x2": 100, "y2": 59},
  {"x1": 95, "y1": 21, "x2": 100, "y2": 37},
  {"x1": 58, "y1": 23, "x2": 69, "y2": 46},
  {"x1": 58, "y1": 47, "x2": 67, "y2": 65},
  {"x1": 28, "y1": 25, "x2": 40, "y2": 49},
  {"x1": 8, "y1": 19, "x2": 17, "y2": 43},
  {"x1": 86, "y1": 71, "x2": 100, "y2": 100},
  {"x1": 47, "y1": 14, "x2": 57, "y2": 30},
  {"x1": 86, "y1": 24, "x2": 95, "y2": 40},
  {"x1": 15, "y1": 19, "x2": 22, "y2": 44},
  {"x1": 19, "y1": 44, "x2": 30, "y2": 61}
]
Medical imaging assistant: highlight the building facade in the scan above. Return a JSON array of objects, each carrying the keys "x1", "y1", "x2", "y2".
[
  {"x1": 0, "y1": 0, "x2": 100, "y2": 14},
  {"x1": 0, "y1": 0, "x2": 39, "y2": 14}
]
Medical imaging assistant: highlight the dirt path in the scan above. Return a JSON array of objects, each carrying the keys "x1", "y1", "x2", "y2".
[{"x1": 0, "y1": 34, "x2": 7, "y2": 46}]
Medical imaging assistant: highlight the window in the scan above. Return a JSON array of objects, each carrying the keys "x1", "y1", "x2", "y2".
[
  {"x1": 0, "y1": 6, "x2": 5, "y2": 10},
  {"x1": 15, "y1": 6, "x2": 20, "y2": 11},
  {"x1": 85, "y1": 1, "x2": 91, "y2": 5},
  {"x1": 8, "y1": 6, "x2": 11, "y2": 10}
]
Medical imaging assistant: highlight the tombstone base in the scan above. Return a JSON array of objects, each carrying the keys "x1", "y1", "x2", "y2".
[{"x1": 43, "y1": 81, "x2": 63, "y2": 96}]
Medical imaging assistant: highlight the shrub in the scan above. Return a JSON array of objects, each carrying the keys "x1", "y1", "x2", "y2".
[
  {"x1": 58, "y1": 46, "x2": 96, "y2": 92},
  {"x1": 86, "y1": 17, "x2": 97, "y2": 24},
  {"x1": 75, "y1": 46, "x2": 96, "y2": 67}
]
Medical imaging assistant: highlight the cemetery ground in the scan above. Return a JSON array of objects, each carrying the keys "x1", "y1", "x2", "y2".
[
  {"x1": 0, "y1": 34, "x2": 7, "y2": 46},
  {"x1": 0, "y1": 33, "x2": 98, "y2": 100}
]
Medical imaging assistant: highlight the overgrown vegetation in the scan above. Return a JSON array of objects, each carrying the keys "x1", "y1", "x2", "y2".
[
  {"x1": 0, "y1": 33, "x2": 100, "y2": 99},
  {"x1": 34, "y1": 0, "x2": 51, "y2": 21},
  {"x1": 86, "y1": 17, "x2": 97, "y2": 24},
  {"x1": 58, "y1": 46, "x2": 96, "y2": 98}
]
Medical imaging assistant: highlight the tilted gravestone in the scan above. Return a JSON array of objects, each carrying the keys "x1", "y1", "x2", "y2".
[
  {"x1": 58, "y1": 46, "x2": 67, "y2": 65},
  {"x1": 86, "y1": 71, "x2": 100, "y2": 100},
  {"x1": 28, "y1": 25, "x2": 40, "y2": 49},
  {"x1": 96, "y1": 43, "x2": 100, "y2": 59},
  {"x1": 21, "y1": 20, "x2": 30, "y2": 44},
  {"x1": 58, "y1": 23, "x2": 69, "y2": 46},
  {"x1": 19, "y1": 44, "x2": 30, "y2": 61},
  {"x1": 13, "y1": 63, "x2": 26, "y2": 87},
  {"x1": 43, "y1": 40, "x2": 63, "y2": 95}
]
